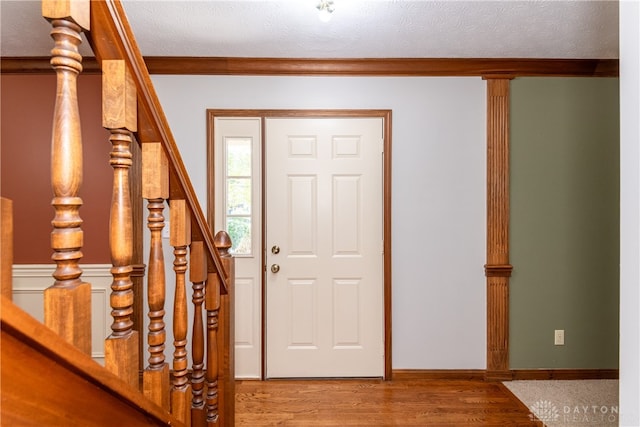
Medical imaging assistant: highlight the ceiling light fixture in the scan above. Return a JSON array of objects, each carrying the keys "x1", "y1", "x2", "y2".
[{"x1": 316, "y1": 0, "x2": 335, "y2": 22}]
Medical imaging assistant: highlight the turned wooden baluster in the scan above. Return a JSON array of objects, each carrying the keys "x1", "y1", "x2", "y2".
[
  {"x1": 211, "y1": 230, "x2": 235, "y2": 427},
  {"x1": 190, "y1": 241, "x2": 207, "y2": 426},
  {"x1": 102, "y1": 59, "x2": 139, "y2": 389},
  {"x1": 42, "y1": 0, "x2": 92, "y2": 354},
  {"x1": 142, "y1": 143, "x2": 170, "y2": 409},
  {"x1": 171, "y1": 199, "x2": 191, "y2": 425},
  {"x1": 205, "y1": 270, "x2": 221, "y2": 426}
]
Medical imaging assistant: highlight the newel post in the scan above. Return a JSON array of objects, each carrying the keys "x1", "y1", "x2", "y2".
[
  {"x1": 214, "y1": 231, "x2": 235, "y2": 427},
  {"x1": 42, "y1": 0, "x2": 92, "y2": 354},
  {"x1": 484, "y1": 77, "x2": 514, "y2": 381}
]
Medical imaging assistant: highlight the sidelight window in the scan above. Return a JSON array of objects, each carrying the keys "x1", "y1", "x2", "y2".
[{"x1": 224, "y1": 137, "x2": 252, "y2": 255}]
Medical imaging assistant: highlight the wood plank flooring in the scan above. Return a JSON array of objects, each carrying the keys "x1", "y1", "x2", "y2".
[{"x1": 236, "y1": 379, "x2": 543, "y2": 426}]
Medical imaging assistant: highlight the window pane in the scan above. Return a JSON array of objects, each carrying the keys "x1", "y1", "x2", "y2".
[
  {"x1": 226, "y1": 138, "x2": 252, "y2": 176},
  {"x1": 227, "y1": 178, "x2": 251, "y2": 215},
  {"x1": 227, "y1": 216, "x2": 251, "y2": 255}
]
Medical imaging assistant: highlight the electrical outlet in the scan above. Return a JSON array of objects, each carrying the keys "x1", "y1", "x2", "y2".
[
  {"x1": 554, "y1": 329, "x2": 565, "y2": 346},
  {"x1": 162, "y1": 221, "x2": 170, "y2": 239}
]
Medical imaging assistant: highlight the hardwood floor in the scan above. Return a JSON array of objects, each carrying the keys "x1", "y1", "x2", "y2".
[{"x1": 236, "y1": 379, "x2": 543, "y2": 426}]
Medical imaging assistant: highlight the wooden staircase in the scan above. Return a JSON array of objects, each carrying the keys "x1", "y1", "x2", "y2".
[{"x1": 1, "y1": 1, "x2": 234, "y2": 425}]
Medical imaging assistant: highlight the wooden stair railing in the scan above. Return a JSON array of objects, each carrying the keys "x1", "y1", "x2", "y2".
[{"x1": 30, "y1": 0, "x2": 235, "y2": 425}]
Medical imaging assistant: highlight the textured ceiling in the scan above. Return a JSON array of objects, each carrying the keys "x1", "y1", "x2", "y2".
[{"x1": 1, "y1": 0, "x2": 619, "y2": 59}]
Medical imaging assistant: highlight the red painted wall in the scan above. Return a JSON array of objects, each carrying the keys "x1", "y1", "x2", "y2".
[{"x1": 1, "y1": 74, "x2": 112, "y2": 264}]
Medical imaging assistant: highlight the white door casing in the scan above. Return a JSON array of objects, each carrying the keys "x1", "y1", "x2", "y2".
[{"x1": 265, "y1": 117, "x2": 384, "y2": 378}]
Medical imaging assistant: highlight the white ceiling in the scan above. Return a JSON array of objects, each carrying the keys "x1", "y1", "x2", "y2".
[{"x1": 1, "y1": 0, "x2": 619, "y2": 59}]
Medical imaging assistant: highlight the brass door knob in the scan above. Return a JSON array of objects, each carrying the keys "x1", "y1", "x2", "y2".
[
  {"x1": 270, "y1": 264, "x2": 280, "y2": 273},
  {"x1": 271, "y1": 245, "x2": 280, "y2": 254}
]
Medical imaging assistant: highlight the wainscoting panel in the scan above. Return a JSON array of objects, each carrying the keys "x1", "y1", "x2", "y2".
[{"x1": 12, "y1": 264, "x2": 112, "y2": 365}]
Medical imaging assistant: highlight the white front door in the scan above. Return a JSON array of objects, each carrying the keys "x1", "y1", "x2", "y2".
[{"x1": 265, "y1": 117, "x2": 384, "y2": 378}]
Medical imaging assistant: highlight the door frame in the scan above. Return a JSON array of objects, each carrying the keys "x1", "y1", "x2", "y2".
[{"x1": 207, "y1": 109, "x2": 392, "y2": 379}]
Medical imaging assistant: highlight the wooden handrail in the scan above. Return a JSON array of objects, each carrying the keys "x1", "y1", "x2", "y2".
[{"x1": 86, "y1": 0, "x2": 228, "y2": 290}]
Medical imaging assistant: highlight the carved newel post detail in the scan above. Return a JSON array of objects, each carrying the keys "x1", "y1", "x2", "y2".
[
  {"x1": 102, "y1": 60, "x2": 139, "y2": 389},
  {"x1": 43, "y1": 0, "x2": 92, "y2": 354},
  {"x1": 484, "y1": 77, "x2": 513, "y2": 381}
]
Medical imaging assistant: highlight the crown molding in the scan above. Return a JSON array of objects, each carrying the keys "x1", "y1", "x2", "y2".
[{"x1": 2, "y1": 56, "x2": 619, "y2": 77}]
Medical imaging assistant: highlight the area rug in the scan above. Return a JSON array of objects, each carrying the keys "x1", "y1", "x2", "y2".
[{"x1": 503, "y1": 380, "x2": 619, "y2": 426}]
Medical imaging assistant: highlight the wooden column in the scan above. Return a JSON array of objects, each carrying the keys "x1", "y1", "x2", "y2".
[
  {"x1": 42, "y1": 0, "x2": 92, "y2": 355},
  {"x1": 190, "y1": 241, "x2": 207, "y2": 427},
  {"x1": 102, "y1": 60, "x2": 139, "y2": 389},
  {"x1": 484, "y1": 77, "x2": 513, "y2": 381},
  {"x1": 214, "y1": 231, "x2": 235, "y2": 427},
  {"x1": 1, "y1": 198, "x2": 13, "y2": 300},
  {"x1": 142, "y1": 143, "x2": 170, "y2": 409},
  {"x1": 171, "y1": 199, "x2": 192, "y2": 425}
]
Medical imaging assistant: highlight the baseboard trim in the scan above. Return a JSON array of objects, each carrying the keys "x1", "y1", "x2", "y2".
[
  {"x1": 510, "y1": 369, "x2": 619, "y2": 380},
  {"x1": 391, "y1": 369, "x2": 619, "y2": 381},
  {"x1": 392, "y1": 369, "x2": 486, "y2": 380}
]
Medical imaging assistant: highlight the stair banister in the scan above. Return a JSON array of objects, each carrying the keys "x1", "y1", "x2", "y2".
[
  {"x1": 87, "y1": 0, "x2": 229, "y2": 287},
  {"x1": 36, "y1": 0, "x2": 235, "y2": 424}
]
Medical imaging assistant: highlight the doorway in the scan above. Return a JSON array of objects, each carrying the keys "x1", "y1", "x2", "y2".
[{"x1": 207, "y1": 110, "x2": 392, "y2": 379}]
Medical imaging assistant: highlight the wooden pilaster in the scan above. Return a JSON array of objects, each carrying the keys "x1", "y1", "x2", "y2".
[{"x1": 484, "y1": 77, "x2": 513, "y2": 381}]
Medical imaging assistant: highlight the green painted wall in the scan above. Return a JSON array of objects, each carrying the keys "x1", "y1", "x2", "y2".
[{"x1": 510, "y1": 77, "x2": 620, "y2": 369}]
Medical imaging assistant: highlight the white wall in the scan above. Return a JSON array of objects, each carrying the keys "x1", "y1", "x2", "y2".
[
  {"x1": 151, "y1": 75, "x2": 487, "y2": 369},
  {"x1": 619, "y1": 1, "x2": 640, "y2": 425}
]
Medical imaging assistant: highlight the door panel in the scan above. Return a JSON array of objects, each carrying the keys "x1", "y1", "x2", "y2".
[{"x1": 266, "y1": 117, "x2": 384, "y2": 378}]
